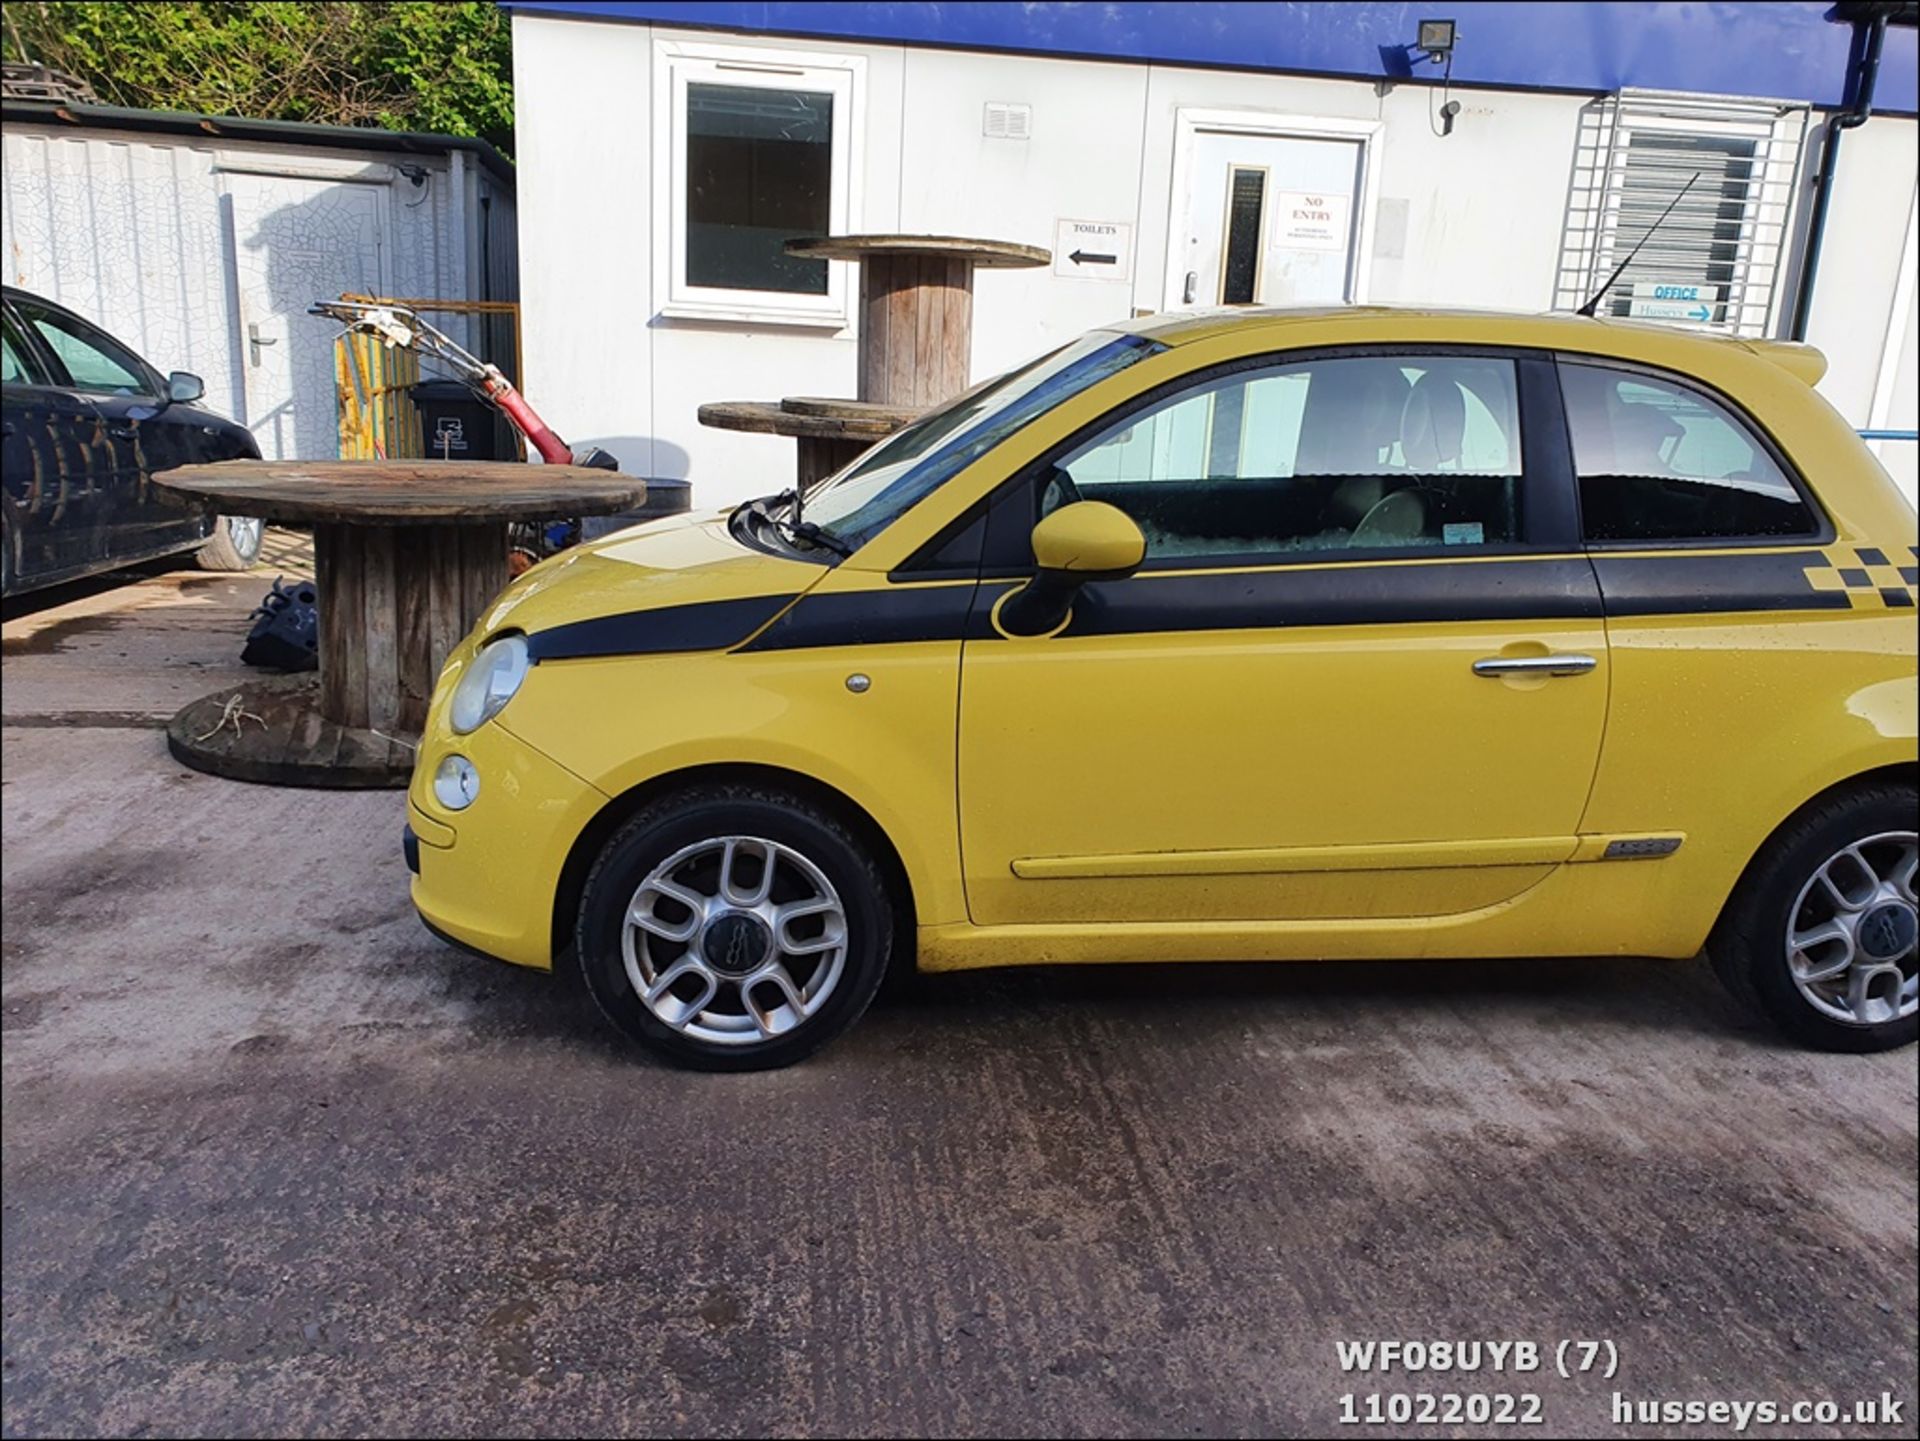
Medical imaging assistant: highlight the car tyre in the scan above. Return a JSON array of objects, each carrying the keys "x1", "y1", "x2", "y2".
[
  {"x1": 1708, "y1": 781, "x2": 1918, "y2": 1053},
  {"x1": 575, "y1": 783, "x2": 895, "y2": 1070},
  {"x1": 196, "y1": 515, "x2": 264, "y2": 572}
]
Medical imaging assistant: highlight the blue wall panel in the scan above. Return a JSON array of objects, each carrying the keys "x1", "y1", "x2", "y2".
[{"x1": 500, "y1": 2, "x2": 1917, "y2": 115}]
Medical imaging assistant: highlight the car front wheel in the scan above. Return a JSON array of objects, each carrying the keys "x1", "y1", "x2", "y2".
[
  {"x1": 575, "y1": 784, "x2": 895, "y2": 1070},
  {"x1": 1710, "y1": 781, "x2": 1918, "y2": 1053},
  {"x1": 196, "y1": 514, "x2": 265, "y2": 572}
]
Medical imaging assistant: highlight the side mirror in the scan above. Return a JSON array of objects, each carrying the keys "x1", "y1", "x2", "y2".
[
  {"x1": 998, "y1": 499, "x2": 1145, "y2": 638},
  {"x1": 166, "y1": 371, "x2": 205, "y2": 404}
]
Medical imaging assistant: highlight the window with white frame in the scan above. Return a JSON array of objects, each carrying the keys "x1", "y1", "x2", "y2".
[
  {"x1": 1555, "y1": 91, "x2": 1809, "y2": 337},
  {"x1": 655, "y1": 41, "x2": 862, "y2": 325}
]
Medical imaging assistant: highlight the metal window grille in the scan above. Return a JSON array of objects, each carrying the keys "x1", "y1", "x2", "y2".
[{"x1": 1555, "y1": 90, "x2": 1811, "y2": 337}]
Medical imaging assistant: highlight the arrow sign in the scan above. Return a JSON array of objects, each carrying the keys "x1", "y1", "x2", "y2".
[
  {"x1": 1627, "y1": 295, "x2": 1717, "y2": 323},
  {"x1": 1053, "y1": 219, "x2": 1134, "y2": 281}
]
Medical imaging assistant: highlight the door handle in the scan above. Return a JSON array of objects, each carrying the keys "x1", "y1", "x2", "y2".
[
  {"x1": 1183, "y1": 270, "x2": 1198, "y2": 304},
  {"x1": 248, "y1": 322, "x2": 277, "y2": 366},
  {"x1": 108, "y1": 425, "x2": 137, "y2": 440},
  {"x1": 1472, "y1": 654, "x2": 1598, "y2": 678}
]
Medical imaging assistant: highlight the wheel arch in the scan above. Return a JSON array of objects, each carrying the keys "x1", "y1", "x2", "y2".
[
  {"x1": 1715, "y1": 760, "x2": 1919, "y2": 931},
  {"x1": 550, "y1": 762, "x2": 920, "y2": 972}
]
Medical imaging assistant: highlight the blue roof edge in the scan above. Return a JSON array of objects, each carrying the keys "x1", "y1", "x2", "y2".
[{"x1": 497, "y1": 1, "x2": 1919, "y2": 117}]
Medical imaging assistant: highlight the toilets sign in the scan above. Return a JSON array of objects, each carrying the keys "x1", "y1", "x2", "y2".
[{"x1": 1054, "y1": 219, "x2": 1135, "y2": 281}]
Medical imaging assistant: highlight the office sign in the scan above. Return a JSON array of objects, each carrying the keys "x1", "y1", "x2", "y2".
[{"x1": 1629, "y1": 282, "x2": 1715, "y2": 322}]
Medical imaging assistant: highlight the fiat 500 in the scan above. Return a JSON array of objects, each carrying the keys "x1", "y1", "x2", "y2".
[{"x1": 405, "y1": 308, "x2": 1918, "y2": 1069}]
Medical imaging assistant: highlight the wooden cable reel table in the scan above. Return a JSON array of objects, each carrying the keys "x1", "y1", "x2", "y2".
[
  {"x1": 153, "y1": 460, "x2": 648, "y2": 788},
  {"x1": 698, "y1": 234, "x2": 1050, "y2": 486}
]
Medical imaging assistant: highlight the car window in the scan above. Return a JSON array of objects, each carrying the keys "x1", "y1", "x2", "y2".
[
  {"x1": 1044, "y1": 354, "x2": 1524, "y2": 564},
  {"x1": 1, "y1": 314, "x2": 34, "y2": 385},
  {"x1": 804, "y1": 331, "x2": 1167, "y2": 551},
  {"x1": 17, "y1": 302, "x2": 153, "y2": 396},
  {"x1": 1559, "y1": 361, "x2": 1817, "y2": 543}
]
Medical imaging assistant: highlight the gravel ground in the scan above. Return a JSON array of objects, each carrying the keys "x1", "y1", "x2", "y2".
[{"x1": 3, "y1": 553, "x2": 1915, "y2": 1439}]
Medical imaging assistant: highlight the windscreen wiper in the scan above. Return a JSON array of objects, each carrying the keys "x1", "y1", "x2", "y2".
[{"x1": 765, "y1": 488, "x2": 853, "y2": 558}]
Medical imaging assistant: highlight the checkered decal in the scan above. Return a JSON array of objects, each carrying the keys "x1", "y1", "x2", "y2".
[{"x1": 1802, "y1": 544, "x2": 1920, "y2": 610}]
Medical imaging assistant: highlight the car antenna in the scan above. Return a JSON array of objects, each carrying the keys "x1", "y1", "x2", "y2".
[{"x1": 1576, "y1": 171, "x2": 1701, "y2": 318}]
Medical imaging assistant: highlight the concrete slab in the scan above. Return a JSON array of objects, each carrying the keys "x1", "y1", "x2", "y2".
[
  {"x1": 1, "y1": 531, "x2": 313, "y2": 726},
  {"x1": 2, "y1": 556, "x2": 1914, "y2": 1438}
]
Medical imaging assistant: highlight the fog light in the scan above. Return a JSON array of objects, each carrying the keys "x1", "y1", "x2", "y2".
[{"x1": 433, "y1": 754, "x2": 480, "y2": 811}]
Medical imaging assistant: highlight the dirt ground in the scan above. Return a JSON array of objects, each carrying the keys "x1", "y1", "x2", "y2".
[{"x1": 3, "y1": 544, "x2": 1915, "y2": 1439}]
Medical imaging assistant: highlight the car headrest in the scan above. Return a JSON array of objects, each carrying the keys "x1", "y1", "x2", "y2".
[
  {"x1": 1298, "y1": 362, "x2": 1412, "y2": 475},
  {"x1": 1609, "y1": 406, "x2": 1687, "y2": 475},
  {"x1": 1401, "y1": 372, "x2": 1467, "y2": 472}
]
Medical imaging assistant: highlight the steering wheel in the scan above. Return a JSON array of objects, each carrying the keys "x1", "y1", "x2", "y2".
[{"x1": 1351, "y1": 488, "x2": 1429, "y2": 546}]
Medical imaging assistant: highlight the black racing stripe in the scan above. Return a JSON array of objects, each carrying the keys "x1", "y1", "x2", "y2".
[
  {"x1": 533, "y1": 550, "x2": 1868, "y2": 660},
  {"x1": 1884, "y1": 589, "x2": 1915, "y2": 609},
  {"x1": 960, "y1": 556, "x2": 1603, "y2": 640},
  {"x1": 1855, "y1": 547, "x2": 1889, "y2": 566},
  {"x1": 1900, "y1": 566, "x2": 1919, "y2": 585},
  {"x1": 740, "y1": 582, "x2": 977, "y2": 651},
  {"x1": 526, "y1": 594, "x2": 797, "y2": 662},
  {"x1": 1592, "y1": 550, "x2": 1850, "y2": 616}
]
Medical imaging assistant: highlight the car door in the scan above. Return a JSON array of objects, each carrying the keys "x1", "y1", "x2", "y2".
[
  {"x1": 1558, "y1": 355, "x2": 1915, "y2": 866},
  {"x1": 11, "y1": 295, "x2": 208, "y2": 565},
  {"x1": 1, "y1": 301, "x2": 120, "y2": 588},
  {"x1": 956, "y1": 348, "x2": 1611, "y2": 927}
]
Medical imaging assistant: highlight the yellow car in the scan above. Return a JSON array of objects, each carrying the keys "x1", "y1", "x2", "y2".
[{"x1": 405, "y1": 308, "x2": 1918, "y2": 1069}]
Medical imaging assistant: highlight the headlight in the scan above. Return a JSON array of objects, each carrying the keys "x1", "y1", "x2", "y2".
[
  {"x1": 449, "y1": 633, "x2": 530, "y2": 734},
  {"x1": 433, "y1": 754, "x2": 480, "y2": 810}
]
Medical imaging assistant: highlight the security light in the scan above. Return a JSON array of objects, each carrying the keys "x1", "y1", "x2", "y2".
[{"x1": 1417, "y1": 19, "x2": 1457, "y2": 61}]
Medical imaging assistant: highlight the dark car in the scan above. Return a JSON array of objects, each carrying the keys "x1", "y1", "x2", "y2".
[{"x1": 1, "y1": 286, "x2": 263, "y2": 598}]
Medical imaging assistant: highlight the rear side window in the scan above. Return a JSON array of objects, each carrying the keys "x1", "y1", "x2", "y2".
[{"x1": 1560, "y1": 361, "x2": 1818, "y2": 543}]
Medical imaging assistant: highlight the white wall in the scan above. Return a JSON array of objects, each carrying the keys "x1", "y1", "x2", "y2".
[
  {"x1": 511, "y1": 12, "x2": 1920, "y2": 512},
  {"x1": 897, "y1": 49, "x2": 1148, "y2": 377},
  {"x1": 1365, "y1": 88, "x2": 1584, "y2": 310},
  {"x1": 1802, "y1": 115, "x2": 1919, "y2": 508},
  {"x1": 511, "y1": 16, "x2": 659, "y2": 474}
]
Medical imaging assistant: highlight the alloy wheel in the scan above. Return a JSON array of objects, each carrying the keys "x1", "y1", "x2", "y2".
[
  {"x1": 1785, "y1": 830, "x2": 1919, "y2": 1027},
  {"x1": 622, "y1": 835, "x2": 849, "y2": 1046},
  {"x1": 223, "y1": 515, "x2": 264, "y2": 557}
]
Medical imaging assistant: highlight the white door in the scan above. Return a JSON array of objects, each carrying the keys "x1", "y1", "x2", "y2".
[
  {"x1": 226, "y1": 172, "x2": 389, "y2": 461},
  {"x1": 1170, "y1": 130, "x2": 1366, "y2": 310}
]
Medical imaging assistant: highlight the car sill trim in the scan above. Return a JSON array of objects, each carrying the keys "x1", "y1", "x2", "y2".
[{"x1": 1011, "y1": 835, "x2": 1582, "y2": 880}]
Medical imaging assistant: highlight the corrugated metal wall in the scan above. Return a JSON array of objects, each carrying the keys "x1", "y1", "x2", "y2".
[
  {"x1": 0, "y1": 125, "x2": 517, "y2": 459},
  {"x1": 2, "y1": 131, "x2": 244, "y2": 418}
]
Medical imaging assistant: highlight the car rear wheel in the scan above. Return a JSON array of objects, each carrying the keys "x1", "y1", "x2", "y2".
[
  {"x1": 1710, "y1": 782, "x2": 1918, "y2": 1053},
  {"x1": 575, "y1": 784, "x2": 895, "y2": 1070},
  {"x1": 195, "y1": 515, "x2": 264, "y2": 572}
]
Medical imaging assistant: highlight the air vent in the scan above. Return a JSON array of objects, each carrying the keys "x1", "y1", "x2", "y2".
[{"x1": 983, "y1": 102, "x2": 1032, "y2": 141}]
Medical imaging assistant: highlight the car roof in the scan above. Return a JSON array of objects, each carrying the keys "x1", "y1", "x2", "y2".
[{"x1": 1111, "y1": 305, "x2": 1828, "y2": 386}]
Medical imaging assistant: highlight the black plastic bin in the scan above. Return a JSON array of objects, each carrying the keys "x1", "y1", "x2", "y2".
[{"x1": 410, "y1": 380, "x2": 507, "y2": 461}]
